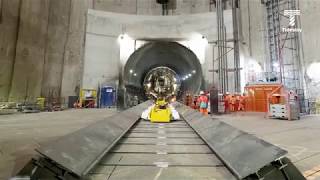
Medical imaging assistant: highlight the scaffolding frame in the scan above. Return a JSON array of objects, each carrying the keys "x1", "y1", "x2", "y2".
[
  {"x1": 263, "y1": 0, "x2": 306, "y2": 112},
  {"x1": 215, "y1": 0, "x2": 241, "y2": 94}
]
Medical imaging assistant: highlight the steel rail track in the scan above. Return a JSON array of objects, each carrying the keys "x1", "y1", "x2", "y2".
[
  {"x1": 14, "y1": 102, "x2": 305, "y2": 180},
  {"x1": 86, "y1": 119, "x2": 235, "y2": 180}
]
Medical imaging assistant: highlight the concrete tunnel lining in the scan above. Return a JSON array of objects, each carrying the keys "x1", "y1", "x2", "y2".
[{"x1": 123, "y1": 41, "x2": 203, "y2": 99}]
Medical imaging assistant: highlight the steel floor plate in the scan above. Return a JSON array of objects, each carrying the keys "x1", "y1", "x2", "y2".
[
  {"x1": 135, "y1": 124, "x2": 189, "y2": 128},
  {"x1": 131, "y1": 127, "x2": 194, "y2": 132},
  {"x1": 87, "y1": 166, "x2": 235, "y2": 180},
  {"x1": 124, "y1": 132, "x2": 200, "y2": 138},
  {"x1": 99, "y1": 153, "x2": 223, "y2": 166},
  {"x1": 118, "y1": 137, "x2": 205, "y2": 145},
  {"x1": 110, "y1": 144, "x2": 212, "y2": 153},
  {"x1": 86, "y1": 119, "x2": 234, "y2": 180}
]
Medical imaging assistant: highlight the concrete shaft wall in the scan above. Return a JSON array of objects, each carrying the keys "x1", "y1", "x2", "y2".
[
  {"x1": 299, "y1": 0, "x2": 320, "y2": 99},
  {"x1": 93, "y1": 0, "x2": 215, "y2": 15},
  {"x1": 9, "y1": 0, "x2": 49, "y2": 102},
  {"x1": 1, "y1": 0, "x2": 319, "y2": 102},
  {"x1": 239, "y1": 0, "x2": 266, "y2": 66},
  {"x1": 0, "y1": 0, "x2": 89, "y2": 102},
  {"x1": 0, "y1": 0, "x2": 222, "y2": 102},
  {"x1": 0, "y1": 0, "x2": 20, "y2": 102}
]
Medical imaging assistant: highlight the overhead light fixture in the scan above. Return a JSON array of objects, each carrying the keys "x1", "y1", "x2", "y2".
[
  {"x1": 133, "y1": 73, "x2": 137, "y2": 76},
  {"x1": 129, "y1": 69, "x2": 133, "y2": 73},
  {"x1": 192, "y1": 70, "x2": 196, "y2": 74},
  {"x1": 273, "y1": 62, "x2": 279, "y2": 67},
  {"x1": 118, "y1": 33, "x2": 132, "y2": 43}
]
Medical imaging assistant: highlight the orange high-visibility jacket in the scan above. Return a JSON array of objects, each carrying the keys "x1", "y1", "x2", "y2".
[{"x1": 198, "y1": 95, "x2": 208, "y2": 104}]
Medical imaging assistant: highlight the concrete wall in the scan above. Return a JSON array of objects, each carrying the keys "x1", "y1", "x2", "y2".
[
  {"x1": 2, "y1": 0, "x2": 319, "y2": 103},
  {"x1": 239, "y1": 0, "x2": 267, "y2": 86},
  {"x1": 93, "y1": 0, "x2": 215, "y2": 15},
  {"x1": 41, "y1": 0, "x2": 71, "y2": 99},
  {"x1": 0, "y1": 0, "x2": 90, "y2": 102},
  {"x1": 299, "y1": 0, "x2": 320, "y2": 99},
  {"x1": 0, "y1": 0, "x2": 20, "y2": 102},
  {"x1": 0, "y1": 0, "x2": 223, "y2": 103},
  {"x1": 83, "y1": 9, "x2": 234, "y2": 93},
  {"x1": 9, "y1": 0, "x2": 49, "y2": 102},
  {"x1": 59, "y1": 0, "x2": 89, "y2": 99},
  {"x1": 83, "y1": 34, "x2": 120, "y2": 89}
]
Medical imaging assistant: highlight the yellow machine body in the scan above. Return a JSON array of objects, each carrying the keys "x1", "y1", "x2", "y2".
[{"x1": 149, "y1": 99, "x2": 172, "y2": 123}]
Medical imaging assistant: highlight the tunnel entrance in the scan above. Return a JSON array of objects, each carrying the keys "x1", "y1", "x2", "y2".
[{"x1": 123, "y1": 41, "x2": 202, "y2": 103}]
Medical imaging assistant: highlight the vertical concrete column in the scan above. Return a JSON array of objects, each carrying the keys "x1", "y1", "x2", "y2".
[
  {"x1": 60, "y1": 0, "x2": 89, "y2": 103},
  {"x1": 0, "y1": 0, "x2": 20, "y2": 101},
  {"x1": 9, "y1": 0, "x2": 49, "y2": 102},
  {"x1": 41, "y1": 0, "x2": 71, "y2": 99}
]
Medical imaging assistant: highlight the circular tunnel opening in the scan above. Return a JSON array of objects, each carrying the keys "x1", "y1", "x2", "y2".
[{"x1": 123, "y1": 41, "x2": 202, "y2": 101}]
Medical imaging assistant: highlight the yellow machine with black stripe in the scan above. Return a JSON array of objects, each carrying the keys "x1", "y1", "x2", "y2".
[
  {"x1": 142, "y1": 67, "x2": 180, "y2": 123},
  {"x1": 149, "y1": 99, "x2": 172, "y2": 123}
]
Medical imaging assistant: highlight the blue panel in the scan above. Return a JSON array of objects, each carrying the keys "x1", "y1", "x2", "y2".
[{"x1": 100, "y1": 86, "x2": 116, "y2": 108}]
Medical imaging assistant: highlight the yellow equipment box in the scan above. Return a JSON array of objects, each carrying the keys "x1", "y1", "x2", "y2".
[
  {"x1": 149, "y1": 99, "x2": 172, "y2": 123},
  {"x1": 79, "y1": 89, "x2": 97, "y2": 108},
  {"x1": 36, "y1": 97, "x2": 45, "y2": 110}
]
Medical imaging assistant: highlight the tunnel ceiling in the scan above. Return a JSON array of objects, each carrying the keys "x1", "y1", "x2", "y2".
[{"x1": 123, "y1": 41, "x2": 202, "y2": 97}]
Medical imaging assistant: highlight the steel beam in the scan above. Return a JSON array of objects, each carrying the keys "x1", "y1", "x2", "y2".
[
  {"x1": 35, "y1": 101, "x2": 151, "y2": 177},
  {"x1": 173, "y1": 103, "x2": 304, "y2": 179}
]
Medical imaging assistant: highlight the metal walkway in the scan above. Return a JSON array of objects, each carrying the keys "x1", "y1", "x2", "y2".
[
  {"x1": 86, "y1": 119, "x2": 235, "y2": 180},
  {"x1": 15, "y1": 101, "x2": 305, "y2": 180}
]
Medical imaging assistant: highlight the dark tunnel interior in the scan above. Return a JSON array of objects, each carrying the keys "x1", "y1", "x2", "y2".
[{"x1": 123, "y1": 41, "x2": 203, "y2": 100}]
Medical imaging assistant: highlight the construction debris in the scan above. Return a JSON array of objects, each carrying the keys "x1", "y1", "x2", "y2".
[{"x1": 0, "y1": 102, "x2": 18, "y2": 115}]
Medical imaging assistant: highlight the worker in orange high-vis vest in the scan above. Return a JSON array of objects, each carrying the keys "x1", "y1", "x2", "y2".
[
  {"x1": 230, "y1": 95, "x2": 236, "y2": 112},
  {"x1": 198, "y1": 91, "x2": 209, "y2": 115},
  {"x1": 184, "y1": 93, "x2": 193, "y2": 107},
  {"x1": 238, "y1": 93, "x2": 246, "y2": 111},
  {"x1": 224, "y1": 92, "x2": 230, "y2": 113}
]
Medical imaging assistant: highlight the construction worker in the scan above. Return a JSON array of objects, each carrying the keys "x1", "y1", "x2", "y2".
[
  {"x1": 230, "y1": 95, "x2": 236, "y2": 112},
  {"x1": 193, "y1": 95, "x2": 199, "y2": 109},
  {"x1": 73, "y1": 100, "x2": 81, "y2": 108},
  {"x1": 238, "y1": 93, "x2": 246, "y2": 111},
  {"x1": 224, "y1": 92, "x2": 230, "y2": 113},
  {"x1": 235, "y1": 94, "x2": 240, "y2": 111},
  {"x1": 198, "y1": 91, "x2": 209, "y2": 115},
  {"x1": 185, "y1": 92, "x2": 193, "y2": 107}
]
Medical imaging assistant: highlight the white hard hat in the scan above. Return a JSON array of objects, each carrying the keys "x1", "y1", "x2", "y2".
[{"x1": 200, "y1": 91, "x2": 204, "y2": 95}]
